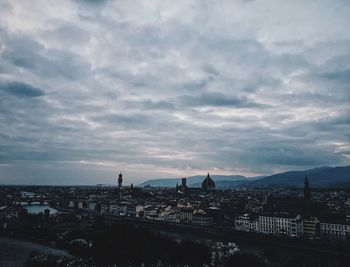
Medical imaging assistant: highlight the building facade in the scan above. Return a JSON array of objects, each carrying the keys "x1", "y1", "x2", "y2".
[
  {"x1": 235, "y1": 214, "x2": 259, "y2": 232},
  {"x1": 320, "y1": 222, "x2": 350, "y2": 240},
  {"x1": 303, "y1": 217, "x2": 320, "y2": 238}
]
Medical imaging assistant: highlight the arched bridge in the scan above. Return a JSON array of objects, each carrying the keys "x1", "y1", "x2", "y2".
[{"x1": 17, "y1": 194, "x2": 51, "y2": 205}]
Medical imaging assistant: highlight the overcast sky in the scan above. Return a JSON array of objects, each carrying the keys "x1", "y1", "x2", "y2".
[{"x1": 0, "y1": 0, "x2": 349, "y2": 185}]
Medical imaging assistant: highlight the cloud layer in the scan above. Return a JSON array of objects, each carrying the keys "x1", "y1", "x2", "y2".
[{"x1": 0, "y1": 0, "x2": 349, "y2": 184}]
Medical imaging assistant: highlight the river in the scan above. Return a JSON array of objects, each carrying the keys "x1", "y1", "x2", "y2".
[
  {"x1": 23, "y1": 204, "x2": 58, "y2": 215},
  {"x1": 20, "y1": 191, "x2": 59, "y2": 215},
  {"x1": 0, "y1": 237, "x2": 69, "y2": 267}
]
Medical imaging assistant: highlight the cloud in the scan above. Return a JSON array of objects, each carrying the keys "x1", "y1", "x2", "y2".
[
  {"x1": 317, "y1": 69, "x2": 350, "y2": 83},
  {"x1": 0, "y1": 0, "x2": 349, "y2": 184},
  {"x1": 0, "y1": 81, "x2": 45, "y2": 98},
  {"x1": 177, "y1": 92, "x2": 268, "y2": 108}
]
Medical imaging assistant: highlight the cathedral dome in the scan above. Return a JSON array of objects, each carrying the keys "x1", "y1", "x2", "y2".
[{"x1": 202, "y1": 173, "x2": 215, "y2": 190}]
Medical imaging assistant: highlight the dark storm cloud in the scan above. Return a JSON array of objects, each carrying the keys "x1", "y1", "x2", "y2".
[
  {"x1": 177, "y1": 93, "x2": 268, "y2": 108},
  {"x1": 0, "y1": 81, "x2": 45, "y2": 98},
  {"x1": 94, "y1": 113, "x2": 153, "y2": 128},
  {"x1": 0, "y1": 0, "x2": 349, "y2": 184},
  {"x1": 1, "y1": 33, "x2": 90, "y2": 80},
  {"x1": 317, "y1": 69, "x2": 350, "y2": 82}
]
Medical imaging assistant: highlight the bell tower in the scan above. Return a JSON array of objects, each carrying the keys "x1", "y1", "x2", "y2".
[
  {"x1": 303, "y1": 176, "x2": 312, "y2": 217},
  {"x1": 118, "y1": 173, "x2": 123, "y2": 189}
]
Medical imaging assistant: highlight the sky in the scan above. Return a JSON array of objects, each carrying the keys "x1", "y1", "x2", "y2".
[{"x1": 0, "y1": 0, "x2": 349, "y2": 185}]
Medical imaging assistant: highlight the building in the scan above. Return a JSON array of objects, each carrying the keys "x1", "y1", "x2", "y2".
[
  {"x1": 68, "y1": 200, "x2": 75, "y2": 208},
  {"x1": 259, "y1": 215, "x2": 275, "y2": 234},
  {"x1": 159, "y1": 211, "x2": 179, "y2": 223},
  {"x1": 143, "y1": 205, "x2": 158, "y2": 219},
  {"x1": 290, "y1": 215, "x2": 303, "y2": 237},
  {"x1": 178, "y1": 178, "x2": 188, "y2": 194},
  {"x1": 109, "y1": 204, "x2": 126, "y2": 216},
  {"x1": 180, "y1": 207, "x2": 194, "y2": 223},
  {"x1": 320, "y1": 221, "x2": 350, "y2": 240},
  {"x1": 100, "y1": 203, "x2": 110, "y2": 215},
  {"x1": 258, "y1": 214, "x2": 303, "y2": 237},
  {"x1": 235, "y1": 214, "x2": 258, "y2": 232},
  {"x1": 303, "y1": 217, "x2": 320, "y2": 238},
  {"x1": 88, "y1": 202, "x2": 98, "y2": 212},
  {"x1": 192, "y1": 213, "x2": 214, "y2": 226},
  {"x1": 275, "y1": 216, "x2": 292, "y2": 236},
  {"x1": 118, "y1": 173, "x2": 123, "y2": 189},
  {"x1": 135, "y1": 205, "x2": 144, "y2": 217},
  {"x1": 126, "y1": 204, "x2": 137, "y2": 217},
  {"x1": 78, "y1": 201, "x2": 85, "y2": 209},
  {"x1": 202, "y1": 173, "x2": 216, "y2": 191}
]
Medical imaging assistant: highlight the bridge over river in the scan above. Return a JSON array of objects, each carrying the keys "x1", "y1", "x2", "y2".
[{"x1": 16, "y1": 192, "x2": 51, "y2": 205}]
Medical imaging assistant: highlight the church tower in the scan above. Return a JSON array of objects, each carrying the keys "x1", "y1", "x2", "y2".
[
  {"x1": 303, "y1": 176, "x2": 312, "y2": 217},
  {"x1": 118, "y1": 173, "x2": 123, "y2": 189}
]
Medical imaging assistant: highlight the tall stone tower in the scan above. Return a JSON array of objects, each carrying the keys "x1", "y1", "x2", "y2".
[
  {"x1": 118, "y1": 173, "x2": 123, "y2": 189},
  {"x1": 303, "y1": 176, "x2": 312, "y2": 217}
]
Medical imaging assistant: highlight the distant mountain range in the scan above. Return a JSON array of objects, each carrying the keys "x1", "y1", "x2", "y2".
[
  {"x1": 138, "y1": 166, "x2": 350, "y2": 188},
  {"x1": 139, "y1": 175, "x2": 248, "y2": 187},
  {"x1": 249, "y1": 166, "x2": 350, "y2": 188}
]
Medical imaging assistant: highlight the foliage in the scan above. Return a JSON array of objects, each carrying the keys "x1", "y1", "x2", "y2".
[{"x1": 89, "y1": 224, "x2": 210, "y2": 266}]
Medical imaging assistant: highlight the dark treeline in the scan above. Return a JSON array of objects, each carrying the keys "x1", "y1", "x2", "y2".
[
  {"x1": 92, "y1": 224, "x2": 210, "y2": 266},
  {"x1": 63, "y1": 223, "x2": 210, "y2": 266}
]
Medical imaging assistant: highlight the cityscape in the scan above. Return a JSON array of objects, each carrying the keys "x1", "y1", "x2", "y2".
[
  {"x1": 1, "y1": 169, "x2": 350, "y2": 266},
  {"x1": 1, "y1": 0, "x2": 350, "y2": 266}
]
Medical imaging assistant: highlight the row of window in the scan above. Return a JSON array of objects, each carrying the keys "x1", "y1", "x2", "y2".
[{"x1": 321, "y1": 224, "x2": 350, "y2": 230}]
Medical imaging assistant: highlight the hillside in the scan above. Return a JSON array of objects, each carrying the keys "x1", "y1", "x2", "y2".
[
  {"x1": 138, "y1": 166, "x2": 350, "y2": 188},
  {"x1": 249, "y1": 166, "x2": 350, "y2": 188}
]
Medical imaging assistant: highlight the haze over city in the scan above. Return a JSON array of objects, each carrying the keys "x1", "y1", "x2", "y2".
[{"x1": 0, "y1": 0, "x2": 350, "y2": 185}]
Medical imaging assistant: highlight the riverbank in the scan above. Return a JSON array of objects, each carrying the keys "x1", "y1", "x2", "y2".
[{"x1": 0, "y1": 237, "x2": 69, "y2": 267}]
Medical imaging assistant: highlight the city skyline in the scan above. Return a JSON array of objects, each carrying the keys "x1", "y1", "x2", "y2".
[{"x1": 1, "y1": 0, "x2": 350, "y2": 185}]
